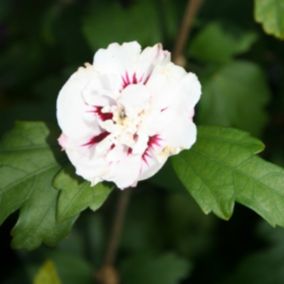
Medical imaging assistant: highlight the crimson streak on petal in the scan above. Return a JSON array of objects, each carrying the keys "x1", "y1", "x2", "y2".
[
  {"x1": 121, "y1": 71, "x2": 151, "y2": 89},
  {"x1": 94, "y1": 106, "x2": 113, "y2": 121},
  {"x1": 142, "y1": 135, "x2": 161, "y2": 163},
  {"x1": 83, "y1": 131, "x2": 110, "y2": 147}
]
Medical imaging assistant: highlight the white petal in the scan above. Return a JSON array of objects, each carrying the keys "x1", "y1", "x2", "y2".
[
  {"x1": 136, "y1": 43, "x2": 170, "y2": 80},
  {"x1": 139, "y1": 149, "x2": 167, "y2": 181},
  {"x1": 172, "y1": 72, "x2": 202, "y2": 113},
  {"x1": 56, "y1": 66, "x2": 99, "y2": 140},
  {"x1": 119, "y1": 84, "x2": 150, "y2": 115},
  {"x1": 106, "y1": 144, "x2": 125, "y2": 162},
  {"x1": 158, "y1": 110, "x2": 197, "y2": 149},
  {"x1": 93, "y1": 41, "x2": 141, "y2": 76},
  {"x1": 104, "y1": 155, "x2": 142, "y2": 189},
  {"x1": 81, "y1": 71, "x2": 117, "y2": 106},
  {"x1": 132, "y1": 133, "x2": 149, "y2": 155},
  {"x1": 147, "y1": 63, "x2": 188, "y2": 110},
  {"x1": 65, "y1": 147, "x2": 107, "y2": 184}
]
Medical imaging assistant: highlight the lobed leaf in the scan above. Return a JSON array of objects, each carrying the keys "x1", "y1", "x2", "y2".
[
  {"x1": 173, "y1": 126, "x2": 284, "y2": 227},
  {"x1": 54, "y1": 169, "x2": 113, "y2": 222},
  {"x1": 0, "y1": 122, "x2": 73, "y2": 250}
]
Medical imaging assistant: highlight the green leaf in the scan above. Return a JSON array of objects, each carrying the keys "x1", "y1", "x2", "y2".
[
  {"x1": 54, "y1": 169, "x2": 113, "y2": 222},
  {"x1": 190, "y1": 22, "x2": 257, "y2": 63},
  {"x1": 33, "y1": 260, "x2": 62, "y2": 284},
  {"x1": 0, "y1": 121, "x2": 74, "y2": 250},
  {"x1": 172, "y1": 126, "x2": 284, "y2": 227},
  {"x1": 255, "y1": 0, "x2": 284, "y2": 39},
  {"x1": 198, "y1": 61, "x2": 270, "y2": 136},
  {"x1": 120, "y1": 253, "x2": 190, "y2": 284},
  {"x1": 82, "y1": 0, "x2": 161, "y2": 49}
]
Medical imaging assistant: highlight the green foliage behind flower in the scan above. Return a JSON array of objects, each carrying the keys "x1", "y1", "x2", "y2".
[{"x1": 0, "y1": 0, "x2": 284, "y2": 284}]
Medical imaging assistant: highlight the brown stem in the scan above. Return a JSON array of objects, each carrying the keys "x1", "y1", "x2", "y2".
[
  {"x1": 172, "y1": 0, "x2": 203, "y2": 65},
  {"x1": 96, "y1": 189, "x2": 131, "y2": 284},
  {"x1": 104, "y1": 189, "x2": 130, "y2": 266}
]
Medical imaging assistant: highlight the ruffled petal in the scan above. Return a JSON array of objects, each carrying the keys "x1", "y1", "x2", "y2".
[
  {"x1": 56, "y1": 66, "x2": 100, "y2": 141},
  {"x1": 147, "y1": 63, "x2": 188, "y2": 110},
  {"x1": 157, "y1": 109, "x2": 197, "y2": 149},
  {"x1": 139, "y1": 149, "x2": 167, "y2": 181},
  {"x1": 104, "y1": 155, "x2": 142, "y2": 189},
  {"x1": 64, "y1": 147, "x2": 107, "y2": 185},
  {"x1": 119, "y1": 84, "x2": 150, "y2": 116},
  {"x1": 93, "y1": 41, "x2": 141, "y2": 76},
  {"x1": 136, "y1": 43, "x2": 170, "y2": 82}
]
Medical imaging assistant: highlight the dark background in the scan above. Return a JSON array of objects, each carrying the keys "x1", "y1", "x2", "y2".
[{"x1": 0, "y1": 0, "x2": 284, "y2": 283}]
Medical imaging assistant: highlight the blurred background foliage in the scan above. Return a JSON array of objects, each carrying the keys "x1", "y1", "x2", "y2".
[{"x1": 0, "y1": 0, "x2": 284, "y2": 283}]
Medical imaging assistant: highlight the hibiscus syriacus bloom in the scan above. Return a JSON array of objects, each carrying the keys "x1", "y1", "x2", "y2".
[{"x1": 57, "y1": 41, "x2": 201, "y2": 189}]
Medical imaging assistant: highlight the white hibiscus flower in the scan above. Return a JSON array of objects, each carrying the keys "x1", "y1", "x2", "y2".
[{"x1": 57, "y1": 41, "x2": 201, "y2": 189}]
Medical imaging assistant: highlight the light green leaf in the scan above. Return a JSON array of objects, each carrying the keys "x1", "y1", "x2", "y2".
[
  {"x1": 255, "y1": 0, "x2": 284, "y2": 39},
  {"x1": 190, "y1": 22, "x2": 257, "y2": 63},
  {"x1": 82, "y1": 0, "x2": 161, "y2": 49},
  {"x1": 120, "y1": 253, "x2": 190, "y2": 284},
  {"x1": 33, "y1": 260, "x2": 62, "y2": 284},
  {"x1": 0, "y1": 121, "x2": 74, "y2": 250},
  {"x1": 54, "y1": 169, "x2": 113, "y2": 222},
  {"x1": 172, "y1": 126, "x2": 284, "y2": 227},
  {"x1": 198, "y1": 61, "x2": 270, "y2": 136}
]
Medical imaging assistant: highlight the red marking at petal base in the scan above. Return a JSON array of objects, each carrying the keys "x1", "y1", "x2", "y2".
[
  {"x1": 142, "y1": 134, "x2": 161, "y2": 163},
  {"x1": 121, "y1": 71, "x2": 152, "y2": 90},
  {"x1": 143, "y1": 73, "x2": 151, "y2": 85},
  {"x1": 83, "y1": 131, "x2": 109, "y2": 146},
  {"x1": 132, "y1": 73, "x2": 138, "y2": 84},
  {"x1": 94, "y1": 106, "x2": 113, "y2": 121},
  {"x1": 127, "y1": 147, "x2": 133, "y2": 155},
  {"x1": 148, "y1": 135, "x2": 161, "y2": 148}
]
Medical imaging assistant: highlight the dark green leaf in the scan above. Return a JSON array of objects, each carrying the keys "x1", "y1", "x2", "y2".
[
  {"x1": 172, "y1": 126, "x2": 284, "y2": 227},
  {"x1": 190, "y1": 22, "x2": 257, "y2": 63},
  {"x1": 255, "y1": 0, "x2": 284, "y2": 39},
  {"x1": 0, "y1": 121, "x2": 74, "y2": 250},
  {"x1": 82, "y1": 0, "x2": 161, "y2": 49},
  {"x1": 198, "y1": 61, "x2": 270, "y2": 136},
  {"x1": 54, "y1": 170, "x2": 112, "y2": 222}
]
